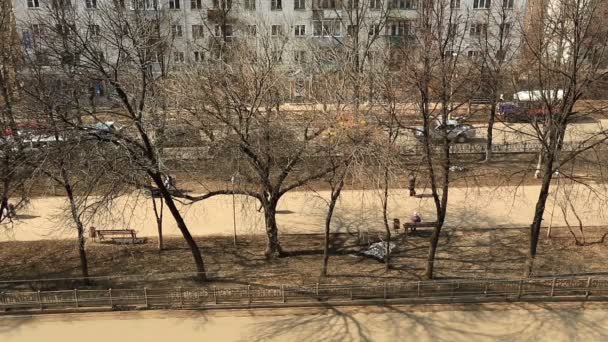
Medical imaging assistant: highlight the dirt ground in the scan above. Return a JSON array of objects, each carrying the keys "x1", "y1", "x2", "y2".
[
  {"x1": 3, "y1": 303, "x2": 608, "y2": 342},
  {"x1": 1, "y1": 225, "x2": 607, "y2": 291}
]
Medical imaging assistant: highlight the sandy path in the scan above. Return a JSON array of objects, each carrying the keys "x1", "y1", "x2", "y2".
[
  {"x1": 1, "y1": 303, "x2": 607, "y2": 341},
  {"x1": 2, "y1": 182, "x2": 607, "y2": 242}
]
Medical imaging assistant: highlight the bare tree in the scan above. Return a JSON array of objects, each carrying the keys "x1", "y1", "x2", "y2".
[
  {"x1": 1, "y1": 1, "x2": 33, "y2": 225},
  {"x1": 24, "y1": 1, "x2": 211, "y2": 279},
  {"x1": 513, "y1": 0, "x2": 608, "y2": 276},
  {"x1": 174, "y1": 27, "x2": 340, "y2": 257},
  {"x1": 402, "y1": 0, "x2": 473, "y2": 279},
  {"x1": 473, "y1": 1, "x2": 520, "y2": 161}
]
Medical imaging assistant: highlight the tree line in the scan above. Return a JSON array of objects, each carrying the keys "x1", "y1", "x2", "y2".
[{"x1": 1, "y1": 0, "x2": 607, "y2": 283}]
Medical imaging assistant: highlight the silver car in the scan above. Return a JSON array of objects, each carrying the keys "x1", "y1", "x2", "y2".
[{"x1": 413, "y1": 119, "x2": 476, "y2": 143}]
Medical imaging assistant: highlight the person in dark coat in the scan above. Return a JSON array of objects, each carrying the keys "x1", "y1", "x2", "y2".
[{"x1": 408, "y1": 173, "x2": 416, "y2": 197}]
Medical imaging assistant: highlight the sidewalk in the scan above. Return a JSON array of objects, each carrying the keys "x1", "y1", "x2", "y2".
[{"x1": 2, "y1": 182, "x2": 607, "y2": 242}]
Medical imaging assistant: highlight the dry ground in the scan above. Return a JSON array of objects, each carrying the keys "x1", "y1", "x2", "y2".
[{"x1": 1, "y1": 226, "x2": 607, "y2": 291}]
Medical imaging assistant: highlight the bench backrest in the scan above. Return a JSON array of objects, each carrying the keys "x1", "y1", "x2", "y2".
[{"x1": 96, "y1": 230, "x2": 136, "y2": 238}]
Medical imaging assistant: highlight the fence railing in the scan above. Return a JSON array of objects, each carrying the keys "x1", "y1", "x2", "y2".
[{"x1": 2, "y1": 277, "x2": 607, "y2": 312}]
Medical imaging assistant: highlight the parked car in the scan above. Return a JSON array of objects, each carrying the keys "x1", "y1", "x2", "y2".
[
  {"x1": 81, "y1": 121, "x2": 123, "y2": 141},
  {"x1": 413, "y1": 119, "x2": 476, "y2": 143},
  {"x1": 498, "y1": 90, "x2": 563, "y2": 122}
]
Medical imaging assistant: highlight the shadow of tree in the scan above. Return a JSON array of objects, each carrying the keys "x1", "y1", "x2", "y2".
[{"x1": 241, "y1": 302, "x2": 608, "y2": 342}]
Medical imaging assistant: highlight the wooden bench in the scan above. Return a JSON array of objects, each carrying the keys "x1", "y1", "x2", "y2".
[
  {"x1": 95, "y1": 229, "x2": 140, "y2": 243},
  {"x1": 403, "y1": 222, "x2": 438, "y2": 232},
  {"x1": 393, "y1": 218, "x2": 437, "y2": 234}
]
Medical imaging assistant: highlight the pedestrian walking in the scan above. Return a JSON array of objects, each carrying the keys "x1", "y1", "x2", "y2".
[{"x1": 408, "y1": 173, "x2": 417, "y2": 197}]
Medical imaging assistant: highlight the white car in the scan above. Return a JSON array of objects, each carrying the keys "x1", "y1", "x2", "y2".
[{"x1": 413, "y1": 119, "x2": 476, "y2": 143}]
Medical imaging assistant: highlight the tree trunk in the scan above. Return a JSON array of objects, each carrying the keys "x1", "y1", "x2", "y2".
[
  {"x1": 525, "y1": 153, "x2": 555, "y2": 277},
  {"x1": 63, "y1": 183, "x2": 90, "y2": 284},
  {"x1": 263, "y1": 198, "x2": 284, "y2": 258},
  {"x1": 151, "y1": 173, "x2": 206, "y2": 280},
  {"x1": 151, "y1": 196, "x2": 164, "y2": 251},
  {"x1": 322, "y1": 180, "x2": 344, "y2": 277},
  {"x1": 424, "y1": 100, "x2": 451, "y2": 280},
  {"x1": 485, "y1": 104, "x2": 496, "y2": 161},
  {"x1": 382, "y1": 167, "x2": 391, "y2": 271}
]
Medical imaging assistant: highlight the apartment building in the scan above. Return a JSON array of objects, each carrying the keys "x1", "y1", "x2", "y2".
[
  {"x1": 11, "y1": 0, "x2": 530, "y2": 58},
  {"x1": 1, "y1": 0, "x2": 20, "y2": 101},
  {"x1": 10, "y1": 0, "x2": 529, "y2": 98}
]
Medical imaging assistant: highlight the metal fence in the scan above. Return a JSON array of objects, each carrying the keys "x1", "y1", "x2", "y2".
[{"x1": 2, "y1": 276, "x2": 608, "y2": 312}]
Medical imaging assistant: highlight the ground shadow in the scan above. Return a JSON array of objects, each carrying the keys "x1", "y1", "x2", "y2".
[{"x1": 242, "y1": 302, "x2": 608, "y2": 342}]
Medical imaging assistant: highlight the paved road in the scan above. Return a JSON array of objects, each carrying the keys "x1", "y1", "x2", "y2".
[
  {"x1": 1, "y1": 303, "x2": 607, "y2": 341},
  {"x1": 2, "y1": 182, "x2": 608, "y2": 241},
  {"x1": 394, "y1": 119, "x2": 608, "y2": 146}
]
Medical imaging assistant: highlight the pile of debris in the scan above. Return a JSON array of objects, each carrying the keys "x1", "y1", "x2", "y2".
[{"x1": 359, "y1": 241, "x2": 396, "y2": 261}]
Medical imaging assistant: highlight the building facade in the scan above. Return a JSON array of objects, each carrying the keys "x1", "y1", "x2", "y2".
[{"x1": 10, "y1": 0, "x2": 530, "y2": 98}]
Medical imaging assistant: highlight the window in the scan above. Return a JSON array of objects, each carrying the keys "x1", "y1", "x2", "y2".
[
  {"x1": 294, "y1": 24, "x2": 305, "y2": 37},
  {"x1": 56, "y1": 23, "x2": 74, "y2": 36},
  {"x1": 191, "y1": 0, "x2": 202, "y2": 8},
  {"x1": 450, "y1": 0, "x2": 459, "y2": 8},
  {"x1": 192, "y1": 25, "x2": 204, "y2": 39},
  {"x1": 292, "y1": 79, "x2": 306, "y2": 98},
  {"x1": 470, "y1": 23, "x2": 487, "y2": 37},
  {"x1": 27, "y1": 0, "x2": 40, "y2": 8},
  {"x1": 390, "y1": 0, "x2": 416, "y2": 9},
  {"x1": 169, "y1": 0, "x2": 180, "y2": 8},
  {"x1": 193, "y1": 51, "x2": 204, "y2": 62},
  {"x1": 467, "y1": 50, "x2": 481, "y2": 57},
  {"x1": 313, "y1": 20, "x2": 341, "y2": 37},
  {"x1": 316, "y1": 0, "x2": 336, "y2": 9},
  {"x1": 174, "y1": 51, "x2": 185, "y2": 63},
  {"x1": 94, "y1": 51, "x2": 105, "y2": 63},
  {"x1": 502, "y1": 0, "x2": 513, "y2": 8},
  {"x1": 214, "y1": 25, "x2": 233, "y2": 37},
  {"x1": 388, "y1": 20, "x2": 413, "y2": 36},
  {"x1": 247, "y1": 25, "x2": 257, "y2": 36},
  {"x1": 500, "y1": 22, "x2": 511, "y2": 36},
  {"x1": 271, "y1": 25, "x2": 283, "y2": 36},
  {"x1": 496, "y1": 49, "x2": 506, "y2": 61},
  {"x1": 448, "y1": 23, "x2": 458, "y2": 38},
  {"x1": 212, "y1": 0, "x2": 232, "y2": 9},
  {"x1": 473, "y1": 0, "x2": 490, "y2": 9},
  {"x1": 244, "y1": 0, "x2": 255, "y2": 9},
  {"x1": 85, "y1": 0, "x2": 97, "y2": 8},
  {"x1": 345, "y1": 0, "x2": 358, "y2": 8},
  {"x1": 22, "y1": 31, "x2": 33, "y2": 49},
  {"x1": 368, "y1": 24, "x2": 381, "y2": 36},
  {"x1": 272, "y1": 50, "x2": 282, "y2": 63},
  {"x1": 294, "y1": 50, "x2": 306, "y2": 63},
  {"x1": 89, "y1": 24, "x2": 100, "y2": 37},
  {"x1": 294, "y1": 0, "x2": 305, "y2": 9},
  {"x1": 369, "y1": 0, "x2": 381, "y2": 9},
  {"x1": 32, "y1": 23, "x2": 43, "y2": 37},
  {"x1": 347, "y1": 25, "x2": 358, "y2": 36},
  {"x1": 52, "y1": 0, "x2": 72, "y2": 9},
  {"x1": 271, "y1": 0, "x2": 282, "y2": 10},
  {"x1": 131, "y1": 0, "x2": 158, "y2": 10},
  {"x1": 445, "y1": 50, "x2": 456, "y2": 58},
  {"x1": 172, "y1": 25, "x2": 183, "y2": 38}
]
